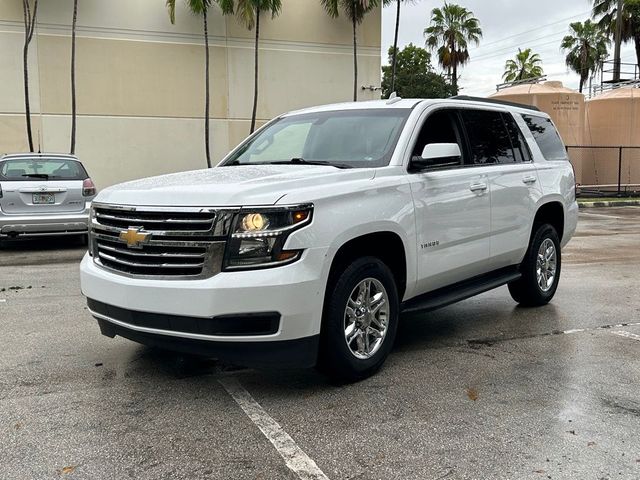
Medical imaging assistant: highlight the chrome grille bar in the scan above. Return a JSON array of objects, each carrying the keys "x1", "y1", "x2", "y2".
[
  {"x1": 97, "y1": 243, "x2": 206, "y2": 259},
  {"x1": 99, "y1": 252, "x2": 205, "y2": 270},
  {"x1": 96, "y1": 213, "x2": 213, "y2": 225}
]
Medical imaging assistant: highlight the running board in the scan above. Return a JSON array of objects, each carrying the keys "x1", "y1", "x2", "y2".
[{"x1": 401, "y1": 267, "x2": 521, "y2": 315}]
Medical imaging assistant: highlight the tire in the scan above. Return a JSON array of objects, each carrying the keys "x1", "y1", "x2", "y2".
[
  {"x1": 318, "y1": 256, "x2": 399, "y2": 382},
  {"x1": 508, "y1": 223, "x2": 561, "y2": 307}
]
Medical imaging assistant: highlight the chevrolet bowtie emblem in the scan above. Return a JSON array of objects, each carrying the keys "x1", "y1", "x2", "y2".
[{"x1": 119, "y1": 227, "x2": 151, "y2": 249}]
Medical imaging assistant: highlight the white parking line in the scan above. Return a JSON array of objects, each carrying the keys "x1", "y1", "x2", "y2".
[
  {"x1": 219, "y1": 377, "x2": 330, "y2": 480},
  {"x1": 612, "y1": 331, "x2": 640, "y2": 342}
]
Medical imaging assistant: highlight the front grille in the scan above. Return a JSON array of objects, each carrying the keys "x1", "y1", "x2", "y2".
[{"x1": 90, "y1": 204, "x2": 232, "y2": 279}]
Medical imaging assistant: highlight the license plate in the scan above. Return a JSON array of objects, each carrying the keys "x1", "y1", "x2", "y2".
[{"x1": 33, "y1": 193, "x2": 55, "y2": 204}]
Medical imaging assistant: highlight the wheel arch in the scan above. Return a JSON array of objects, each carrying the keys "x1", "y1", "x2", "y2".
[
  {"x1": 326, "y1": 229, "x2": 409, "y2": 303},
  {"x1": 533, "y1": 200, "x2": 565, "y2": 242}
]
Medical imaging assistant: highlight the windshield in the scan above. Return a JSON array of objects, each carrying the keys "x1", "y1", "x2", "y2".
[
  {"x1": 0, "y1": 158, "x2": 88, "y2": 181},
  {"x1": 222, "y1": 109, "x2": 410, "y2": 169}
]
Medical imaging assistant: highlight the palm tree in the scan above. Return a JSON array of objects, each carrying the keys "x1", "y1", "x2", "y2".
[
  {"x1": 167, "y1": 0, "x2": 226, "y2": 168},
  {"x1": 383, "y1": 0, "x2": 416, "y2": 96},
  {"x1": 322, "y1": 0, "x2": 381, "y2": 102},
  {"x1": 70, "y1": 0, "x2": 78, "y2": 154},
  {"x1": 593, "y1": 0, "x2": 640, "y2": 68},
  {"x1": 502, "y1": 48, "x2": 544, "y2": 83},
  {"x1": 561, "y1": 20, "x2": 609, "y2": 93},
  {"x1": 424, "y1": 2, "x2": 482, "y2": 93},
  {"x1": 229, "y1": 0, "x2": 283, "y2": 134},
  {"x1": 22, "y1": 0, "x2": 39, "y2": 152}
]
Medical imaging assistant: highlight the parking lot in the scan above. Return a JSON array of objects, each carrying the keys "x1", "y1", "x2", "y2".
[{"x1": 1, "y1": 208, "x2": 639, "y2": 480}]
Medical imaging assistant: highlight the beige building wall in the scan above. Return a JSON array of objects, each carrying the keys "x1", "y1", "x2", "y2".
[{"x1": 0, "y1": 0, "x2": 382, "y2": 188}]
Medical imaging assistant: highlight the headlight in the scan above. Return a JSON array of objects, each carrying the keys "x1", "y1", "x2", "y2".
[{"x1": 223, "y1": 205, "x2": 313, "y2": 270}]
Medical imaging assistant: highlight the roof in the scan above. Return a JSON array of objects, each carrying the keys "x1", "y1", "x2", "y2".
[
  {"x1": 589, "y1": 87, "x2": 640, "y2": 101},
  {"x1": 283, "y1": 96, "x2": 544, "y2": 117},
  {"x1": 1, "y1": 152, "x2": 79, "y2": 161},
  {"x1": 284, "y1": 98, "x2": 424, "y2": 116}
]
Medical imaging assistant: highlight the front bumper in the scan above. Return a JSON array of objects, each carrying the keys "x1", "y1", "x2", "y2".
[
  {"x1": 0, "y1": 206, "x2": 90, "y2": 237},
  {"x1": 80, "y1": 247, "x2": 329, "y2": 366}
]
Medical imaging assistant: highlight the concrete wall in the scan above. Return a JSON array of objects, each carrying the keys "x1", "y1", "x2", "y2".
[{"x1": 0, "y1": 0, "x2": 382, "y2": 188}]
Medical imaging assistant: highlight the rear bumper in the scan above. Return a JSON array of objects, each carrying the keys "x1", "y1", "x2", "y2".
[
  {"x1": 562, "y1": 200, "x2": 579, "y2": 248},
  {"x1": 0, "y1": 205, "x2": 90, "y2": 237}
]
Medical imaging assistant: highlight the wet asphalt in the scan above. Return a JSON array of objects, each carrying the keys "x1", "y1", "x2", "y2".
[{"x1": 1, "y1": 208, "x2": 639, "y2": 480}]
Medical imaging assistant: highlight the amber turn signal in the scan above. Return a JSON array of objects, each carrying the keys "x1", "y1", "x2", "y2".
[{"x1": 292, "y1": 210, "x2": 309, "y2": 223}]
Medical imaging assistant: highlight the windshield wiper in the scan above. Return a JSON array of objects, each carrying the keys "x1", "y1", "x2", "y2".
[
  {"x1": 22, "y1": 173, "x2": 49, "y2": 179},
  {"x1": 268, "y1": 158, "x2": 353, "y2": 169}
]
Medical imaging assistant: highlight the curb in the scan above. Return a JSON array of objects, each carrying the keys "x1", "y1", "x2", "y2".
[{"x1": 578, "y1": 200, "x2": 640, "y2": 208}]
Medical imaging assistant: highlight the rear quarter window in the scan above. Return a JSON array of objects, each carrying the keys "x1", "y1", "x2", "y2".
[{"x1": 521, "y1": 115, "x2": 568, "y2": 161}]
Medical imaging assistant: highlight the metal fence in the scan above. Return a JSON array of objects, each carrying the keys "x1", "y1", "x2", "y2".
[{"x1": 566, "y1": 146, "x2": 640, "y2": 197}]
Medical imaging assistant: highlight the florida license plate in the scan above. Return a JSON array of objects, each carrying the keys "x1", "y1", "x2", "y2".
[{"x1": 32, "y1": 193, "x2": 55, "y2": 204}]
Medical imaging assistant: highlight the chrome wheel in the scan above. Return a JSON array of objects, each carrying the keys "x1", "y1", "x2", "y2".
[
  {"x1": 536, "y1": 238, "x2": 557, "y2": 292},
  {"x1": 344, "y1": 278, "x2": 389, "y2": 360}
]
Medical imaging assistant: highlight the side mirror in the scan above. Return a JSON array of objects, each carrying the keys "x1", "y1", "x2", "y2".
[{"x1": 410, "y1": 143, "x2": 462, "y2": 170}]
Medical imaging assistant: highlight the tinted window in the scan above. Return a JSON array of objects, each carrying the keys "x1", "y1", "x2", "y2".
[
  {"x1": 521, "y1": 115, "x2": 567, "y2": 161},
  {"x1": 0, "y1": 158, "x2": 88, "y2": 181},
  {"x1": 461, "y1": 110, "x2": 515, "y2": 165},
  {"x1": 502, "y1": 113, "x2": 531, "y2": 162},
  {"x1": 223, "y1": 109, "x2": 410, "y2": 169}
]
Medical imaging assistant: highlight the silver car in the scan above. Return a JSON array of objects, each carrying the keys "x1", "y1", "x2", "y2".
[{"x1": 0, "y1": 153, "x2": 96, "y2": 240}]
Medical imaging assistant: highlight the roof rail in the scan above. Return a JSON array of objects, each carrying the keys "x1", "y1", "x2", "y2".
[{"x1": 450, "y1": 95, "x2": 540, "y2": 112}]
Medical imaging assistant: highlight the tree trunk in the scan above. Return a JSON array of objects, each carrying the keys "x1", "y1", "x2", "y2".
[
  {"x1": 22, "y1": 0, "x2": 38, "y2": 152},
  {"x1": 352, "y1": 13, "x2": 358, "y2": 102},
  {"x1": 451, "y1": 47, "x2": 458, "y2": 93},
  {"x1": 579, "y1": 43, "x2": 588, "y2": 95},
  {"x1": 449, "y1": 37, "x2": 457, "y2": 93},
  {"x1": 250, "y1": 8, "x2": 260, "y2": 134},
  {"x1": 70, "y1": 0, "x2": 78, "y2": 154},
  {"x1": 203, "y1": 6, "x2": 211, "y2": 168},
  {"x1": 390, "y1": 0, "x2": 401, "y2": 95},
  {"x1": 23, "y1": 36, "x2": 33, "y2": 152}
]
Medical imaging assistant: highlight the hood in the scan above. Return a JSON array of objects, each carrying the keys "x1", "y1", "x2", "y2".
[{"x1": 94, "y1": 164, "x2": 375, "y2": 207}]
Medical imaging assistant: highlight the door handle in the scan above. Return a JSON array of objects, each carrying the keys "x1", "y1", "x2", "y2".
[
  {"x1": 469, "y1": 182, "x2": 487, "y2": 192},
  {"x1": 522, "y1": 175, "x2": 537, "y2": 184}
]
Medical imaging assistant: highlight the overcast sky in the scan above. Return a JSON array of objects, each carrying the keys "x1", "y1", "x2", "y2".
[{"x1": 381, "y1": 0, "x2": 636, "y2": 96}]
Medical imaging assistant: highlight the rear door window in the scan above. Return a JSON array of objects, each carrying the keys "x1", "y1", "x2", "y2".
[
  {"x1": 0, "y1": 158, "x2": 88, "y2": 181},
  {"x1": 502, "y1": 113, "x2": 531, "y2": 162},
  {"x1": 521, "y1": 115, "x2": 568, "y2": 161},
  {"x1": 460, "y1": 110, "x2": 516, "y2": 165}
]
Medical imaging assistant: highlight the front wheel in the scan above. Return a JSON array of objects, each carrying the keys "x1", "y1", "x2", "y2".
[
  {"x1": 318, "y1": 257, "x2": 399, "y2": 382},
  {"x1": 508, "y1": 223, "x2": 561, "y2": 306}
]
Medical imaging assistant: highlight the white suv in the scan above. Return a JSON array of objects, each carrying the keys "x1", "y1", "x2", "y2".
[{"x1": 80, "y1": 97, "x2": 578, "y2": 381}]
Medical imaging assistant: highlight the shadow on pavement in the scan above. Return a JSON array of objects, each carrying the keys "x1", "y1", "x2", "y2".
[{"x1": 0, "y1": 235, "x2": 87, "y2": 266}]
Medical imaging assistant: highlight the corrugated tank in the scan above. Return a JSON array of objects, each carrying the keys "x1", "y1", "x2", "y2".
[
  {"x1": 583, "y1": 88, "x2": 640, "y2": 189},
  {"x1": 489, "y1": 81, "x2": 587, "y2": 182}
]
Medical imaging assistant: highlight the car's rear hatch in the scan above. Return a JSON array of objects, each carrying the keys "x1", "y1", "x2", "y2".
[{"x1": 0, "y1": 157, "x2": 88, "y2": 215}]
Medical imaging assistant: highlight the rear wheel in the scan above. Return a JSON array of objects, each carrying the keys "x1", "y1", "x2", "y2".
[
  {"x1": 508, "y1": 223, "x2": 561, "y2": 306},
  {"x1": 318, "y1": 257, "x2": 399, "y2": 382}
]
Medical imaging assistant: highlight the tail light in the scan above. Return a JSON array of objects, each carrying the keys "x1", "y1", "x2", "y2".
[{"x1": 82, "y1": 178, "x2": 96, "y2": 197}]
